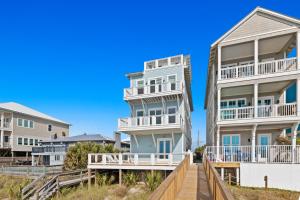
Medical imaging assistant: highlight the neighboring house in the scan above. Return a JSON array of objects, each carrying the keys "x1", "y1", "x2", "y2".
[
  {"x1": 204, "y1": 7, "x2": 300, "y2": 191},
  {"x1": 32, "y1": 133, "x2": 130, "y2": 166},
  {"x1": 0, "y1": 102, "x2": 70, "y2": 157}
]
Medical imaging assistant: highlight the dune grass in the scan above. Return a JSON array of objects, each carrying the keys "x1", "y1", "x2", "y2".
[
  {"x1": 229, "y1": 185, "x2": 300, "y2": 200},
  {"x1": 52, "y1": 184, "x2": 150, "y2": 200},
  {"x1": 0, "y1": 175, "x2": 31, "y2": 200}
]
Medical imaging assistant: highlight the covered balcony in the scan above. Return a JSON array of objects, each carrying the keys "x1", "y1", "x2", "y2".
[
  {"x1": 118, "y1": 113, "x2": 183, "y2": 132},
  {"x1": 218, "y1": 79, "x2": 300, "y2": 124},
  {"x1": 218, "y1": 32, "x2": 300, "y2": 81}
]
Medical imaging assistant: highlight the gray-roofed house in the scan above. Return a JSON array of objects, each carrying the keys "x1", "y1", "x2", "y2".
[{"x1": 32, "y1": 133, "x2": 130, "y2": 166}]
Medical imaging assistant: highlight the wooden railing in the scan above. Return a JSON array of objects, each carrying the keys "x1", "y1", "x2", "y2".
[
  {"x1": 148, "y1": 155, "x2": 190, "y2": 200},
  {"x1": 203, "y1": 155, "x2": 235, "y2": 200}
]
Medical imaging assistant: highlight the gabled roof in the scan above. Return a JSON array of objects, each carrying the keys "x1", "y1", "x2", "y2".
[
  {"x1": 0, "y1": 102, "x2": 69, "y2": 125},
  {"x1": 211, "y1": 6, "x2": 300, "y2": 47}
]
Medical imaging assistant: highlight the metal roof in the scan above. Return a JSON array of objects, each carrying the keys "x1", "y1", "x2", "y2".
[{"x1": 42, "y1": 133, "x2": 114, "y2": 143}]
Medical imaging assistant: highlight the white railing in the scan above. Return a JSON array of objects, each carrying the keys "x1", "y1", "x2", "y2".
[
  {"x1": 220, "y1": 57, "x2": 297, "y2": 80},
  {"x1": 205, "y1": 145, "x2": 300, "y2": 164},
  {"x1": 220, "y1": 103, "x2": 297, "y2": 121},
  {"x1": 257, "y1": 103, "x2": 297, "y2": 118},
  {"x1": 88, "y1": 153, "x2": 187, "y2": 166},
  {"x1": 118, "y1": 114, "x2": 182, "y2": 129},
  {"x1": 2, "y1": 122, "x2": 11, "y2": 129},
  {"x1": 221, "y1": 64, "x2": 254, "y2": 80},
  {"x1": 220, "y1": 106, "x2": 254, "y2": 120},
  {"x1": 258, "y1": 57, "x2": 297, "y2": 75},
  {"x1": 124, "y1": 81, "x2": 183, "y2": 98}
]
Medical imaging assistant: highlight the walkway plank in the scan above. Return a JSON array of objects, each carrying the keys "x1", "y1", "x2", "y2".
[{"x1": 175, "y1": 164, "x2": 211, "y2": 200}]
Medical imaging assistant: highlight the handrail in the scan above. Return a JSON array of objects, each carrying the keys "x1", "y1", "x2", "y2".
[
  {"x1": 203, "y1": 155, "x2": 235, "y2": 200},
  {"x1": 148, "y1": 155, "x2": 190, "y2": 200}
]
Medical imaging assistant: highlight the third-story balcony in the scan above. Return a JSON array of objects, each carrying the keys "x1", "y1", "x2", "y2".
[
  {"x1": 220, "y1": 103, "x2": 297, "y2": 121},
  {"x1": 124, "y1": 81, "x2": 183, "y2": 100},
  {"x1": 221, "y1": 57, "x2": 297, "y2": 80},
  {"x1": 118, "y1": 114, "x2": 183, "y2": 132}
]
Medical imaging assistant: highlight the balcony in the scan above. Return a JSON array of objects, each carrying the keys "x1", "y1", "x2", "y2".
[
  {"x1": 220, "y1": 57, "x2": 297, "y2": 80},
  {"x1": 220, "y1": 103, "x2": 297, "y2": 121},
  {"x1": 124, "y1": 81, "x2": 183, "y2": 100},
  {"x1": 118, "y1": 114, "x2": 183, "y2": 132}
]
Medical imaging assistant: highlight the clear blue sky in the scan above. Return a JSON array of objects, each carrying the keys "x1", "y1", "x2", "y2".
[{"x1": 0, "y1": 0, "x2": 299, "y2": 148}]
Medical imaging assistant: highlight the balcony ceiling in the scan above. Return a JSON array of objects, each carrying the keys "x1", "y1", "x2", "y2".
[
  {"x1": 222, "y1": 80, "x2": 292, "y2": 97},
  {"x1": 222, "y1": 34, "x2": 294, "y2": 62}
]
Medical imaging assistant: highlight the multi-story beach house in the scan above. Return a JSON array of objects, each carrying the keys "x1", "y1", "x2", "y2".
[
  {"x1": 88, "y1": 54, "x2": 193, "y2": 171},
  {"x1": 205, "y1": 7, "x2": 300, "y2": 191},
  {"x1": 0, "y1": 102, "x2": 70, "y2": 157}
]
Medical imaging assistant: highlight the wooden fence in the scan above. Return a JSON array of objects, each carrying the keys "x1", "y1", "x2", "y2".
[
  {"x1": 148, "y1": 155, "x2": 190, "y2": 200},
  {"x1": 203, "y1": 155, "x2": 235, "y2": 200}
]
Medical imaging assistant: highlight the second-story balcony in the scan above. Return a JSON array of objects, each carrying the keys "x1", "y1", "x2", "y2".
[
  {"x1": 221, "y1": 57, "x2": 297, "y2": 80},
  {"x1": 124, "y1": 81, "x2": 183, "y2": 100},
  {"x1": 32, "y1": 145, "x2": 67, "y2": 154},
  {"x1": 118, "y1": 114, "x2": 183, "y2": 132}
]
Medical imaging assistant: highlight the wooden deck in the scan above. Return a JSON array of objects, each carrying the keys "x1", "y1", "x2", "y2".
[{"x1": 175, "y1": 164, "x2": 211, "y2": 200}]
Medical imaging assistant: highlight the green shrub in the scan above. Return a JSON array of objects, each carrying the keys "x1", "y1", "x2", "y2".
[
  {"x1": 123, "y1": 172, "x2": 138, "y2": 186},
  {"x1": 96, "y1": 173, "x2": 115, "y2": 186},
  {"x1": 63, "y1": 142, "x2": 118, "y2": 170},
  {"x1": 145, "y1": 171, "x2": 162, "y2": 191}
]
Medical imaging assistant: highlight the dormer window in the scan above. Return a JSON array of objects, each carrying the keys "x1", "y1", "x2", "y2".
[{"x1": 48, "y1": 124, "x2": 52, "y2": 132}]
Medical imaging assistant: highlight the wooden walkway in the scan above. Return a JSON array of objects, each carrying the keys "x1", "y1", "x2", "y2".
[{"x1": 175, "y1": 164, "x2": 211, "y2": 200}]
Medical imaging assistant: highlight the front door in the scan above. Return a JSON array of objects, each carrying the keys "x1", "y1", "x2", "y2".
[
  {"x1": 136, "y1": 110, "x2": 144, "y2": 126},
  {"x1": 258, "y1": 134, "x2": 271, "y2": 160},
  {"x1": 158, "y1": 139, "x2": 172, "y2": 160},
  {"x1": 258, "y1": 97, "x2": 273, "y2": 117}
]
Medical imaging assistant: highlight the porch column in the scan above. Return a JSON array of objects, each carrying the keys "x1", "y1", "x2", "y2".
[
  {"x1": 254, "y1": 83, "x2": 258, "y2": 118},
  {"x1": 251, "y1": 125, "x2": 257, "y2": 162},
  {"x1": 0, "y1": 112, "x2": 3, "y2": 148},
  {"x1": 216, "y1": 125, "x2": 220, "y2": 161},
  {"x1": 297, "y1": 31, "x2": 300, "y2": 69},
  {"x1": 254, "y1": 39, "x2": 259, "y2": 75},
  {"x1": 292, "y1": 123, "x2": 299, "y2": 163},
  {"x1": 218, "y1": 45, "x2": 222, "y2": 80},
  {"x1": 217, "y1": 87, "x2": 221, "y2": 121},
  {"x1": 297, "y1": 78, "x2": 300, "y2": 116}
]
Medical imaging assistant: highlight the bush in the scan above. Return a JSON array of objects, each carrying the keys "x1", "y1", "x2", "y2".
[
  {"x1": 63, "y1": 142, "x2": 118, "y2": 170},
  {"x1": 96, "y1": 173, "x2": 115, "y2": 186},
  {"x1": 145, "y1": 171, "x2": 162, "y2": 191},
  {"x1": 123, "y1": 172, "x2": 138, "y2": 186}
]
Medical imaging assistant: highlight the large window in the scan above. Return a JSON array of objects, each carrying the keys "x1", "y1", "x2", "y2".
[
  {"x1": 18, "y1": 137, "x2": 22, "y2": 145},
  {"x1": 221, "y1": 98, "x2": 246, "y2": 109},
  {"x1": 29, "y1": 139, "x2": 34, "y2": 146},
  {"x1": 24, "y1": 138, "x2": 28, "y2": 145},
  {"x1": 222, "y1": 134, "x2": 240, "y2": 146},
  {"x1": 17, "y1": 118, "x2": 34, "y2": 129},
  {"x1": 168, "y1": 107, "x2": 177, "y2": 124}
]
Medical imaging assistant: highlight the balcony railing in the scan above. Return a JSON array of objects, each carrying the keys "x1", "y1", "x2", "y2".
[
  {"x1": 118, "y1": 114, "x2": 182, "y2": 129},
  {"x1": 220, "y1": 103, "x2": 297, "y2": 121},
  {"x1": 88, "y1": 153, "x2": 187, "y2": 166},
  {"x1": 124, "y1": 81, "x2": 183, "y2": 98},
  {"x1": 32, "y1": 145, "x2": 67, "y2": 154},
  {"x1": 220, "y1": 57, "x2": 297, "y2": 80},
  {"x1": 205, "y1": 145, "x2": 300, "y2": 164}
]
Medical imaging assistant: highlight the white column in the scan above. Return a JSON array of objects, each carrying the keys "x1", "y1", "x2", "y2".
[
  {"x1": 32, "y1": 155, "x2": 35, "y2": 166},
  {"x1": 236, "y1": 168, "x2": 240, "y2": 185},
  {"x1": 251, "y1": 125, "x2": 257, "y2": 162},
  {"x1": 221, "y1": 168, "x2": 224, "y2": 180},
  {"x1": 218, "y1": 45, "x2": 222, "y2": 80},
  {"x1": 297, "y1": 78, "x2": 300, "y2": 116},
  {"x1": 218, "y1": 88, "x2": 221, "y2": 121},
  {"x1": 216, "y1": 125, "x2": 220, "y2": 161},
  {"x1": 292, "y1": 123, "x2": 299, "y2": 163},
  {"x1": 0, "y1": 112, "x2": 3, "y2": 148},
  {"x1": 297, "y1": 31, "x2": 300, "y2": 69},
  {"x1": 254, "y1": 83, "x2": 258, "y2": 118},
  {"x1": 254, "y1": 39, "x2": 259, "y2": 75}
]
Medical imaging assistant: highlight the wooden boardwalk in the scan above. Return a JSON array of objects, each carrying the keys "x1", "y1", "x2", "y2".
[{"x1": 175, "y1": 164, "x2": 211, "y2": 200}]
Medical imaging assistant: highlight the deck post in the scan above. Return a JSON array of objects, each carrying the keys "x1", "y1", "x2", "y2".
[
  {"x1": 297, "y1": 31, "x2": 300, "y2": 70},
  {"x1": 297, "y1": 78, "x2": 300, "y2": 116},
  {"x1": 251, "y1": 125, "x2": 257, "y2": 162},
  {"x1": 236, "y1": 168, "x2": 240, "y2": 186},
  {"x1": 292, "y1": 123, "x2": 299, "y2": 163},
  {"x1": 216, "y1": 126, "x2": 220, "y2": 161},
  {"x1": 254, "y1": 39, "x2": 258, "y2": 75},
  {"x1": 0, "y1": 112, "x2": 3, "y2": 148},
  {"x1": 218, "y1": 45, "x2": 221, "y2": 80},
  {"x1": 119, "y1": 169, "x2": 122, "y2": 186},
  {"x1": 221, "y1": 168, "x2": 224, "y2": 181},
  {"x1": 88, "y1": 168, "x2": 91, "y2": 189},
  {"x1": 254, "y1": 83, "x2": 258, "y2": 118}
]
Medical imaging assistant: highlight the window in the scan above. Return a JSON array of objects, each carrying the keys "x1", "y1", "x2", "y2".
[
  {"x1": 4, "y1": 136, "x2": 9, "y2": 143},
  {"x1": 222, "y1": 134, "x2": 240, "y2": 146},
  {"x1": 168, "y1": 75, "x2": 176, "y2": 91},
  {"x1": 221, "y1": 98, "x2": 247, "y2": 109},
  {"x1": 53, "y1": 133, "x2": 57, "y2": 139},
  {"x1": 24, "y1": 119, "x2": 29, "y2": 128},
  {"x1": 168, "y1": 107, "x2": 176, "y2": 124},
  {"x1": 48, "y1": 125, "x2": 52, "y2": 132},
  {"x1": 55, "y1": 155, "x2": 60, "y2": 161},
  {"x1": 18, "y1": 137, "x2": 22, "y2": 145},
  {"x1": 29, "y1": 121, "x2": 34, "y2": 128},
  {"x1": 136, "y1": 110, "x2": 144, "y2": 126},
  {"x1": 136, "y1": 80, "x2": 144, "y2": 95},
  {"x1": 29, "y1": 139, "x2": 34, "y2": 146},
  {"x1": 35, "y1": 139, "x2": 38, "y2": 146},
  {"x1": 17, "y1": 119, "x2": 23, "y2": 127},
  {"x1": 24, "y1": 138, "x2": 28, "y2": 145},
  {"x1": 62, "y1": 132, "x2": 66, "y2": 137}
]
